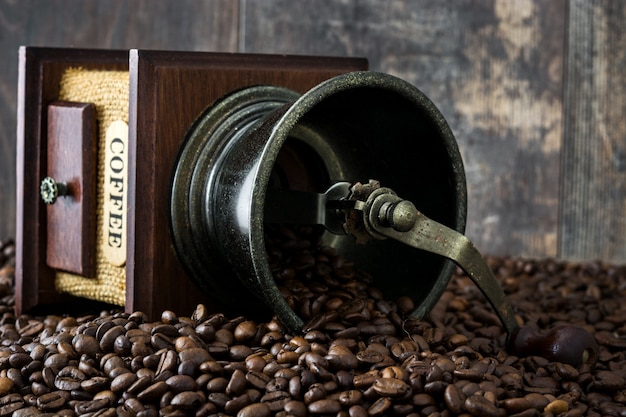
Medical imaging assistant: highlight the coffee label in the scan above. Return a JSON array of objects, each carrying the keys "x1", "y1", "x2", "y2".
[{"x1": 102, "y1": 120, "x2": 128, "y2": 267}]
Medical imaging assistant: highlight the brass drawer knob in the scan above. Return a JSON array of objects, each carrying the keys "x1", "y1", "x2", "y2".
[{"x1": 40, "y1": 176, "x2": 68, "y2": 205}]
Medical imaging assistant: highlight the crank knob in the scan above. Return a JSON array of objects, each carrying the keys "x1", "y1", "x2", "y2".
[
  {"x1": 40, "y1": 176, "x2": 68, "y2": 205},
  {"x1": 508, "y1": 325, "x2": 599, "y2": 367}
]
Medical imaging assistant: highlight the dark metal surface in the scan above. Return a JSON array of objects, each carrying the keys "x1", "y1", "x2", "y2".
[
  {"x1": 171, "y1": 71, "x2": 467, "y2": 332},
  {"x1": 170, "y1": 86, "x2": 299, "y2": 315}
]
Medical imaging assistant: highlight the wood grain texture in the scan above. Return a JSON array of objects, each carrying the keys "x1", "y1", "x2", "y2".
[
  {"x1": 241, "y1": 0, "x2": 566, "y2": 259},
  {"x1": 46, "y1": 101, "x2": 97, "y2": 277},
  {"x1": 560, "y1": 0, "x2": 626, "y2": 261},
  {"x1": 0, "y1": 0, "x2": 239, "y2": 241}
]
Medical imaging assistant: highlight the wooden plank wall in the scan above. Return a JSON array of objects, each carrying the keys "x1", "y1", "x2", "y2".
[
  {"x1": 0, "y1": 0, "x2": 624, "y2": 263},
  {"x1": 561, "y1": 0, "x2": 626, "y2": 262}
]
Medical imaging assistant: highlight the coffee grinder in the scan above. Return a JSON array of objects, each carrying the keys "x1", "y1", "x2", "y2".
[
  {"x1": 169, "y1": 71, "x2": 597, "y2": 367},
  {"x1": 17, "y1": 48, "x2": 597, "y2": 367}
]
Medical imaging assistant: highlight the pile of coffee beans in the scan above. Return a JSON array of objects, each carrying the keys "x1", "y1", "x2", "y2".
[{"x1": 0, "y1": 232, "x2": 625, "y2": 417}]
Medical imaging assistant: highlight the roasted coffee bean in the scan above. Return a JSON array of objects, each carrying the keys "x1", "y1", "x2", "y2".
[
  {"x1": 368, "y1": 397, "x2": 392, "y2": 416},
  {"x1": 225, "y1": 393, "x2": 251, "y2": 414},
  {"x1": 137, "y1": 381, "x2": 168, "y2": 402},
  {"x1": 54, "y1": 365, "x2": 85, "y2": 391},
  {"x1": 444, "y1": 383, "x2": 466, "y2": 414},
  {"x1": 372, "y1": 377, "x2": 410, "y2": 397},
  {"x1": 260, "y1": 390, "x2": 290, "y2": 411},
  {"x1": 207, "y1": 391, "x2": 228, "y2": 409},
  {"x1": 464, "y1": 394, "x2": 501, "y2": 417},
  {"x1": 178, "y1": 346, "x2": 211, "y2": 365},
  {"x1": 308, "y1": 398, "x2": 341, "y2": 414},
  {"x1": 226, "y1": 369, "x2": 247, "y2": 396},
  {"x1": 170, "y1": 390, "x2": 204, "y2": 410},
  {"x1": 267, "y1": 377, "x2": 289, "y2": 394},
  {"x1": 124, "y1": 397, "x2": 145, "y2": 414},
  {"x1": 165, "y1": 374, "x2": 197, "y2": 393},
  {"x1": 111, "y1": 372, "x2": 138, "y2": 392},
  {"x1": 205, "y1": 375, "x2": 228, "y2": 393},
  {"x1": 303, "y1": 382, "x2": 326, "y2": 404},
  {"x1": 17, "y1": 321, "x2": 43, "y2": 338},
  {"x1": 36, "y1": 391, "x2": 66, "y2": 411},
  {"x1": 326, "y1": 344, "x2": 358, "y2": 370},
  {"x1": 155, "y1": 349, "x2": 177, "y2": 376},
  {"x1": 288, "y1": 375, "x2": 302, "y2": 398},
  {"x1": 588, "y1": 370, "x2": 625, "y2": 392},
  {"x1": 1, "y1": 227, "x2": 626, "y2": 417},
  {"x1": 246, "y1": 370, "x2": 270, "y2": 390},
  {"x1": 353, "y1": 370, "x2": 379, "y2": 389},
  {"x1": 237, "y1": 402, "x2": 271, "y2": 417},
  {"x1": 283, "y1": 400, "x2": 307, "y2": 417},
  {"x1": 0, "y1": 393, "x2": 24, "y2": 416},
  {"x1": 74, "y1": 397, "x2": 109, "y2": 414},
  {"x1": 338, "y1": 389, "x2": 363, "y2": 406},
  {"x1": 124, "y1": 375, "x2": 151, "y2": 396},
  {"x1": 9, "y1": 352, "x2": 31, "y2": 368}
]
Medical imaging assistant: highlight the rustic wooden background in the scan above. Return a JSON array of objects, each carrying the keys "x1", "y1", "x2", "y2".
[{"x1": 0, "y1": 0, "x2": 624, "y2": 263}]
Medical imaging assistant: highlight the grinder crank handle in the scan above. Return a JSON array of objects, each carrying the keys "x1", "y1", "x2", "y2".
[{"x1": 352, "y1": 186, "x2": 598, "y2": 367}]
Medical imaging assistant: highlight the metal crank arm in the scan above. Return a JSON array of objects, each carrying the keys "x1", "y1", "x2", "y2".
[
  {"x1": 352, "y1": 186, "x2": 520, "y2": 339},
  {"x1": 349, "y1": 184, "x2": 598, "y2": 367},
  {"x1": 264, "y1": 179, "x2": 599, "y2": 366}
]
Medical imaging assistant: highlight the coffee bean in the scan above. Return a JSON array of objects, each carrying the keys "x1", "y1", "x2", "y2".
[
  {"x1": 287, "y1": 375, "x2": 301, "y2": 398},
  {"x1": 74, "y1": 397, "x2": 109, "y2": 414},
  {"x1": 126, "y1": 375, "x2": 152, "y2": 396},
  {"x1": 93, "y1": 389, "x2": 116, "y2": 406},
  {"x1": 260, "y1": 390, "x2": 290, "y2": 411},
  {"x1": 170, "y1": 390, "x2": 203, "y2": 410},
  {"x1": 102, "y1": 354, "x2": 126, "y2": 377},
  {"x1": 206, "y1": 391, "x2": 228, "y2": 409},
  {"x1": 73, "y1": 334, "x2": 101, "y2": 357},
  {"x1": 444, "y1": 383, "x2": 466, "y2": 414},
  {"x1": 17, "y1": 321, "x2": 43, "y2": 338},
  {"x1": 246, "y1": 370, "x2": 270, "y2": 390},
  {"x1": 225, "y1": 393, "x2": 251, "y2": 414},
  {"x1": 123, "y1": 397, "x2": 145, "y2": 414},
  {"x1": 0, "y1": 377, "x2": 13, "y2": 396},
  {"x1": 308, "y1": 398, "x2": 341, "y2": 414},
  {"x1": 226, "y1": 369, "x2": 247, "y2": 396},
  {"x1": 283, "y1": 400, "x2": 307, "y2": 417},
  {"x1": 545, "y1": 399, "x2": 569, "y2": 414},
  {"x1": 464, "y1": 394, "x2": 501, "y2": 417},
  {"x1": 165, "y1": 374, "x2": 197, "y2": 393},
  {"x1": 36, "y1": 391, "x2": 66, "y2": 411},
  {"x1": 326, "y1": 344, "x2": 358, "y2": 370},
  {"x1": 524, "y1": 393, "x2": 550, "y2": 410},
  {"x1": 338, "y1": 389, "x2": 363, "y2": 406},
  {"x1": 2, "y1": 224, "x2": 626, "y2": 417},
  {"x1": 111, "y1": 372, "x2": 138, "y2": 392},
  {"x1": 368, "y1": 397, "x2": 392, "y2": 416},
  {"x1": 54, "y1": 365, "x2": 85, "y2": 391},
  {"x1": 237, "y1": 402, "x2": 270, "y2": 417},
  {"x1": 0, "y1": 393, "x2": 23, "y2": 415},
  {"x1": 137, "y1": 381, "x2": 168, "y2": 402},
  {"x1": 588, "y1": 370, "x2": 625, "y2": 392},
  {"x1": 372, "y1": 377, "x2": 410, "y2": 398}
]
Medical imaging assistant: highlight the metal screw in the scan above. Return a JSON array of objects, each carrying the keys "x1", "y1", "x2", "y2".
[
  {"x1": 40, "y1": 176, "x2": 68, "y2": 205},
  {"x1": 379, "y1": 199, "x2": 417, "y2": 232}
]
